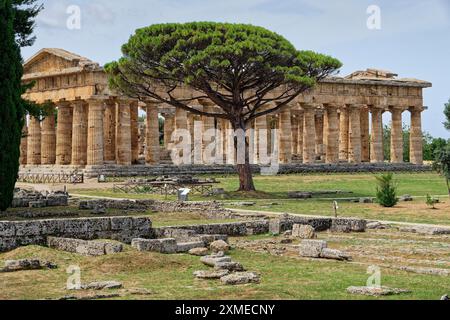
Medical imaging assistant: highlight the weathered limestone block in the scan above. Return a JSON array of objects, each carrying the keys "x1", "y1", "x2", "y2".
[
  {"x1": 47, "y1": 237, "x2": 123, "y2": 256},
  {"x1": 1, "y1": 259, "x2": 57, "y2": 272},
  {"x1": 80, "y1": 281, "x2": 123, "y2": 290},
  {"x1": 330, "y1": 218, "x2": 367, "y2": 233},
  {"x1": 299, "y1": 240, "x2": 327, "y2": 258},
  {"x1": 214, "y1": 261, "x2": 245, "y2": 272},
  {"x1": 200, "y1": 254, "x2": 232, "y2": 267},
  {"x1": 347, "y1": 286, "x2": 410, "y2": 297},
  {"x1": 220, "y1": 272, "x2": 261, "y2": 285},
  {"x1": 321, "y1": 248, "x2": 352, "y2": 261},
  {"x1": 189, "y1": 247, "x2": 209, "y2": 256},
  {"x1": 288, "y1": 191, "x2": 313, "y2": 199},
  {"x1": 209, "y1": 240, "x2": 230, "y2": 253},
  {"x1": 176, "y1": 241, "x2": 205, "y2": 253},
  {"x1": 131, "y1": 238, "x2": 177, "y2": 254},
  {"x1": 194, "y1": 270, "x2": 230, "y2": 280},
  {"x1": 292, "y1": 224, "x2": 316, "y2": 239}
]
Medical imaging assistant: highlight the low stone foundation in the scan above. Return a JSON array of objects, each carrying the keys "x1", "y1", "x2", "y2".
[
  {"x1": 269, "y1": 215, "x2": 366, "y2": 234},
  {"x1": 11, "y1": 189, "x2": 68, "y2": 208},
  {"x1": 21, "y1": 163, "x2": 431, "y2": 179},
  {"x1": 78, "y1": 199, "x2": 230, "y2": 217},
  {"x1": 0, "y1": 216, "x2": 152, "y2": 252},
  {"x1": 47, "y1": 237, "x2": 123, "y2": 256},
  {"x1": 153, "y1": 220, "x2": 270, "y2": 238}
]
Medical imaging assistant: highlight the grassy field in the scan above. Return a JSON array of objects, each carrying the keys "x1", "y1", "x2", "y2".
[
  {"x1": 70, "y1": 172, "x2": 450, "y2": 226},
  {"x1": 1, "y1": 233, "x2": 448, "y2": 300}
]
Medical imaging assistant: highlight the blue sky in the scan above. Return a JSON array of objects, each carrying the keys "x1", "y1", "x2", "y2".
[{"x1": 22, "y1": 0, "x2": 450, "y2": 138}]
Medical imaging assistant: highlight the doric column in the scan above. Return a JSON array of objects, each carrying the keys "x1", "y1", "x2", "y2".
[
  {"x1": 116, "y1": 100, "x2": 132, "y2": 166},
  {"x1": 348, "y1": 104, "x2": 362, "y2": 163},
  {"x1": 41, "y1": 111, "x2": 56, "y2": 165},
  {"x1": 87, "y1": 99, "x2": 105, "y2": 166},
  {"x1": 360, "y1": 107, "x2": 370, "y2": 162},
  {"x1": 200, "y1": 103, "x2": 216, "y2": 163},
  {"x1": 390, "y1": 107, "x2": 404, "y2": 163},
  {"x1": 410, "y1": 107, "x2": 424, "y2": 165},
  {"x1": 278, "y1": 107, "x2": 293, "y2": 164},
  {"x1": 56, "y1": 103, "x2": 73, "y2": 165},
  {"x1": 254, "y1": 115, "x2": 268, "y2": 164},
  {"x1": 71, "y1": 101, "x2": 88, "y2": 166},
  {"x1": 175, "y1": 108, "x2": 188, "y2": 131},
  {"x1": 315, "y1": 113, "x2": 324, "y2": 160},
  {"x1": 291, "y1": 115, "x2": 299, "y2": 155},
  {"x1": 103, "y1": 100, "x2": 116, "y2": 162},
  {"x1": 164, "y1": 114, "x2": 174, "y2": 148},
  {"x1": 27, "y1": 116, "x2": 41, "y2": 165},
  {"x1": 19, "y1": 122, "x2": 28, "y2": 165},
  {"x1": 324, "y1": 104, "x2": 339, "y2": 164},
  {"x1": 130, "y1": 102, "x2": 139, "y2": 164},
  {"x1": 302, "y1": 103, "x2": 316, "y2": 164},
  {"x1": 297, "y1": 111, "x2": 304, "y2": 159},
  {"x1": 370, "y1": 107, "x2": 384, "y2": 163},
  {"x1": 339, "y1": 106, "x2": 349, "y2": 161},
  {"x1": 145, "y1": 102, "x2": 160, "y2": 165}
]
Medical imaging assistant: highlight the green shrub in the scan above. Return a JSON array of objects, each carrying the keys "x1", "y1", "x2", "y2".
[
  {"x1": 426, "y1": 194, "x2": 439, "y2": 209},
  {"x1": 375, "y1": 173, "x2": 398, "y2": 208}
]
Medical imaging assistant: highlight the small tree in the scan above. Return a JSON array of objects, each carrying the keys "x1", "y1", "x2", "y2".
[
  {"x1": 375, "y1": 173, "x2": 398, "y2": 208},
  {"x1": 444, "y1": 98, "x2": 450, "y2": 130},
  {"x1": 106, "y1": 22, "x2": 342, "y2": 191},
  {"x1": 426, "y1": 194, "x2": 439, "y2": 209},
  {"x1": 433, "y1": 146, "x2": 450, "y2": 198}
]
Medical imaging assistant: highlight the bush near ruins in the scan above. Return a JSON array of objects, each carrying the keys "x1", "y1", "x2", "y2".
[
  {"x1": 433, "y1": 145, "x2": 450, "y2": 198},
  {"x1": 375, "y1": 173, "x2": 398, "y2": 208},
  {"x1": 106, "y1": 22, "x2": 342, "y2": 192}
]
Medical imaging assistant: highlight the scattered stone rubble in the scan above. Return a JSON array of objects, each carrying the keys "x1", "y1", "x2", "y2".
[
  {"x1": 299, "y1": 240, "x2": 352, "y2": 261},
  {"x1": 220, "y1": 272, "x2": 261, "y2": 285},
  {"x1": 47, "y1": 237, "x2": 123, "y2": 256},
  {"x1": 0, "y1": 259, "x2": 57, "y2": 272},
  {"x1": 210, "y1": 240, "x2": 230, "y2": 253},
  {"x1": 11, "y1": 188, "x2": 68, "y2": 208},
  {"x1": 399, "y1": 225, "x2": 450, "y2": 235},
  {"x1": 78, "y1": 281, "x2": 123, "y2": 290},
  {"x1": 347, "y1": 286, "x2": 410, "y2": 296}
]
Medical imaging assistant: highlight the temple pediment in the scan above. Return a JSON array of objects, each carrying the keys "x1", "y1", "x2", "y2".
[{"x1": 23, "y1": 48, "x2": 100, "y2": 76}]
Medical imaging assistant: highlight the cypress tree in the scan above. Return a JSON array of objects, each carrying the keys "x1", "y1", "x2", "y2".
[{"x1": 0, "y1": 0, "x2": 25, "y2": 211}]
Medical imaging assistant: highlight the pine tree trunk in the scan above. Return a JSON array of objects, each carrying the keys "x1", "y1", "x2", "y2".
[{"x1": 234, "y1": 121, "x2": 256, "y2": 192}]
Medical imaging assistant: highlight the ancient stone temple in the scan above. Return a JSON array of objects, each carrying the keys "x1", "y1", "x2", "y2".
[{"x1": 20, "y1": 49, "x2": 432, "y2": 174}]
